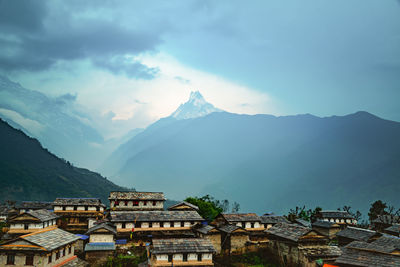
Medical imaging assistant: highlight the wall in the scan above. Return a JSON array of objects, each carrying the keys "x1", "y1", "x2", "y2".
[{"x1": 89, "y1": 234, "x2": 114, "y2": 243}]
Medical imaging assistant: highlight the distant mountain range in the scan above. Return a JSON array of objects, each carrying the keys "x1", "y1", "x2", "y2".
[
  {"x1": 103, "y1": 92, "x2": 400, "y2": 215},
  {"x1": 0, "y1": 118, "x2": 124, "y2": 204}
]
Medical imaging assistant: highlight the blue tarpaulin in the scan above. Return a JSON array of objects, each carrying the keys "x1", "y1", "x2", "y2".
[
  {"x1": 115, "y1": 239, "x2": 127, "y2": 245},
  {"x1": 75, "y1": 234, "x2": 89, "y2": 240}
]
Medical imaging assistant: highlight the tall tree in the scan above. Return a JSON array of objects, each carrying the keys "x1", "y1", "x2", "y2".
[{"x1": 368, "y1": 200, "x2": 388, "y2": 222}]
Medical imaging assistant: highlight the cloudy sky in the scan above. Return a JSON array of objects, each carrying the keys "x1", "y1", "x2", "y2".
[{"x1": 1, "y1": 0, "x2": 400, "y2": 137}]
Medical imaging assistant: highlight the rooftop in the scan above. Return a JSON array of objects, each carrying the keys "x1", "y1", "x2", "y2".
[
  {"x1": 168, "y1": 201, "x2": 199, "y2": 211},
  {"x1": 218, "y1": 224, "x2": 244, "y2": 234},
  {"x1": 86, "y1": 223, "x2": 117, "y2": 235},
  {"x1": 373, "y1": 215, "x2": 400, "y2": 225},
  {"x1": 260, "y1": 215, "x2": 289, "y2": 224},
  {"x1": 109, "y1": 191, "x2": 165, "y2": 201},
  {"x1": 220, "y1": 213, "x2": 261, "y2": 222},
  {"x1": 336, "y1": 226, "x2": 378, "y2": 242},
  {"x1": 53, "y1": 198, "x2": 105, "y2": 207},
  {"x1": 266, "y1": 222, "x2": 312, "y2": 242},
  {"x1": 312, "y1": 220, "x2": 340, "y2": 229},
  {"x1": 26, "y1": 209, "x2": 58, "y2": 222},
  {"x1": 385, "y1": 224, "x2": 400, "y2": 235},
  {"x1": 151, "y1": 238, "x2": 215, "y2": 254},
  {"x1": 85, "y1": 242, "x2": 116, "y2": 251},
  {"x1": 17, "y1": 201, "x2": 53, "y2": 210},
  {"x1": 110, "y1": 210, "x2": 203, "y2": 222},
  {"x1": 195, "y1": 225, "x2": 216, "y2": 235}
]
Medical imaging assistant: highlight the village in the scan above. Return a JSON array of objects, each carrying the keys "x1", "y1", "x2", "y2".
[{"x1": 0, "y1": 191, "x2": 399, "y2": 267}]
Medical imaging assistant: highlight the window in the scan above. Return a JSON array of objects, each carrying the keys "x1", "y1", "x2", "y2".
[
  {"x1": 73, "y1": 206, "x2": 77, "y2": 211},
  {"x1": 251, "y1": 222, "x2": 255, "y2": 228},
  {"x1": 56, "y1": 251, "x2": 60, "y2": 260},
  {"x1": 181, "y1": 222, "x2": 184, "y2": 227},
  {"x1": 48, "y1": 254, "x2": 52, "y2": 263},
  {"x1": 6, "y1": 254, "x2": 15, "y2": 265},
  {"x1": 149, "y1": 222, "x2": 152, "y2": 228},
  {"x1": 25, "y1": 254, "x2": 34, "y2": 265},
  {"x1": 124, "y1": 201, "x2": 128, "y2": 206},
  {"x1": 133, "y1": 201, "x2": 139, "y2": 206},
  {"x1": 85, "y1": 206, "x2": 88, "y2": 211},
  {"x1": 183, "y1": 254, "x2": 187, "y2": 262},
  {"x1": 24, "y1": 224, "x2": 29, "y2": 230},
  {"x1": 153, "y1": 201, "x2": 157, "y2": 206},
  {"x1": 168, "y1": 255, "x2": 172, "y2": 262},
  {"x1": 63, "y1": 248, "x2": 66, "y2": 257},
  {"x1": 63, "y1": 206, "x2": 66, "y2": 211},
  {"x1": 160, "y1": 222, "x2": 164, "y2": 228},
  {"x1": 143, "y1": 201, "x2": 147, "y2": 206},
  {"x1": 122, "y1": 222, "x2": 126, "y2": 228},
  {"x1": 198, "y1": 254, "x2": 202, "y2": 261},
  {"x1": 69, "y1": 246, "x2": 72, "y2": 254}
]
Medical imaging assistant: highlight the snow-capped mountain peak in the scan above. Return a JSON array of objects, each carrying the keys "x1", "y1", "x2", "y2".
[{"x1": 170, "y1": 91, "x2": 222, "y2": 120}]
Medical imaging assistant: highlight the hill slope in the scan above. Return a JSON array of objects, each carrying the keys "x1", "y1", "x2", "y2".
[
  {"x1": 0, "y1": 119, "x2": 124, "y2": 204},
  {"x1": 106, "y1": 111, "x2": 400, "y2": 215}
]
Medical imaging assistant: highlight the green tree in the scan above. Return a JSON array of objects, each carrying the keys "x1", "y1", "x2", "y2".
[
  {"x1": 288, "y1": 206, "x2": 322, "y2": 223},
  {"x1": 185, "y1": 195, "x2": 233, "y2": 222},
  {"x1": 368, "y1": 200, "x2": 388, "y2": 222}
]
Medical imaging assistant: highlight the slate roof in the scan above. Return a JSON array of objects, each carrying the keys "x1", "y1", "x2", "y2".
[
  {"x1": 218, "y1": 224, "x2": 243, "y2": 234},
  {"x1": 85, "y1": 242, "x2": 115, "y2": 251},
  {"x1": 336, "y1": 226, "x2": 378, "y2": 242},
  {"x1": 385, "y1": 224, "x2": 400, "y2": 235},
  {"x1": 63, "y1": 257, "x2": 89, "y2": 267},
  {"x1": 151, "y1": 238, "x2": 215, "y2": 254},
  {"x1": 312, "y1": 220, "x2": 340, "y2": 229},
  {"x1": 371, "y1": 235, "x2": 400, "y2": 250},
  {"x1": 373, "y1": 215, "x2": 400, "y2": 225},
  {"x1": 1, "y1": 228, "x2": 80, "y2": 252},
  {"x1": 196, "y1": 225, "x2": 216, "y2": 235},
  {"x1": 0, "y1": 206, "x2": 8, "y2": 216},
  {"x1": 168, "y1": 201, "x2": 199, "y2": 211},
  {"x1": 300, "y1": 246, "x2": 342, "y2": 258},
  {"x1": 266, "y1": 222, "x2": 312, "y2": 242},
  {"x1": 260, "y1": 215, "x2": 289, "y2": 224},
  {"x1": 86, "y1": 223, "x2": 117, "y2": 235},
  {"x1": 335, "y1": 241, "x2": 400, "y2": 267},
  {"x1": 318, "y1": 210, "x2": 354, "y2": 219},
  {"x1": 110, "y1": 210, "x2": 203, "y2": 222},
  {"x1": 295, "y1": 219, "x2": 311, "y2": 228},
  {"x1": 25, "y1": 209, "x2": 58, "y2": 222},
  {"x1": 220, "y1": 213, "x2": 261, "y2": 222},
  {"x1": 53, "y1": 198, "x2": 105, "y2": 207},
  {"x1": 109, "y1": 191, "x2": 165, "y2": 201},
  {"x1": 17, "y1": 201, "x2": 53, "y2": 210}
]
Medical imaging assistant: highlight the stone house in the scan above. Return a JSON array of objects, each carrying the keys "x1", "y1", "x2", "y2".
[
  {"x1": 53, "y1": 198, "x2": 105, "y2": 233},
  {"x1": 336, "y1": 226, "x2": 381, "y2": 247},
  {"x1": 311, "y1": 221, "x2": 341, "y2": 240},
  {"x1": 110, "y1": 210, "x2": 203, "y2": 242},
  {"x1": 84, "y1": 222, "x2": 117, "y2": 264},
  {"x1": 168, "y1": 201, "x2": 199, "y2": 212},
  {"x1": 211, "y1": 213, "x2": 264, "y2": 231},
  {"x1": 195, "y1": 225, "x2": 221, "y2": 254},
  {"x1": 109, "y1": 191, "x2": 165, "y2": 211},
  {"x1": 266, "y1": 222, "x2": 341, "y2": 267},
  {"x1": 260, "y1": 215, "x2": 289, "y2": 230},
  {"x1": 7, "y1": 209, "x2": 58, "y2": 236},
  {"x1": 218, "y1": 224, "x2": 249, "y2": 255},
  {"x1": 149, "y1": 238, "x2": 215, "y2": 266},
  {"x1": 0, "y1": 228, "x2": 81, "y2": 267},
  {"x1": 316, "y1": 210, "x2": 357, "y2": 226},
  {"x1": 17, "y1": 201, "x2": 53, "y2": 214}
]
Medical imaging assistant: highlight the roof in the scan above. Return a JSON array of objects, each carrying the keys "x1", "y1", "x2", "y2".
[
  {"x1": 17, "y1": 201, "x2": 53, "y2": 210},
  {"x1": 26, "y1": 209, "x2": 58, "y2": 221},
  {"x1": 335, "y1": 241, "x2": 400, "y2": 266},
  {"x1": 0, "y1": 228, "x2": 79, "y2": 252},
  {"x1": 110, "y1": 210, "x2": 203, "y2": 222},
  {"x1": 220, "y1": 213, "x2": 261, "y2": 222},
  {"x1": 336, "y1": 227, "x2": 378, "y2": 242},
  {"x1": 295, "y1": 219, "x2": 311, "y2": 228},
  {"x1": 312, "y1": 221, "x2": 340, "y2": 229},
  {"x1": 266, "y1": 223, "x2": 312, "y2": 242},
  {"x1": 85, "y1": 242, "x2": 115, "y2": 251},
  {"x1": 168, "y1": 201, "x2": 199, "y2": 211},
  {"x1": 318, "y1": 210, "x2": 354, "y2": 219},
  {"x1": 218, "y1": 224, "x2": 243, "y2": 234},
  {"x1": 196, "y1": 225, "x2": 216, "y2": 235},
  {"x1": 109, "y1": 191, "x2": 165, "y2": 201},
  {"x1": 62, "y1": 257, "x2": 89, "y2": 267},
  {"x1": 260, "y1": 215, "x2": 289, "y2": 224},
  {"x1": 385, "y1": 224, "x2": 400, "y2": 235},
  {"x1": 53, "y1": 198, "x2": 105, "y2": 207},
  {"x1": 372, "y1": 235, "x2": 400, "y2": 250},
  {"x1": 300, "y1": 246, "x2": 342, "y2": 258},
  {"x1": 151, "y1": 238, "x2": 215, "y2": 254},
  {"x1": 86, "y1": 223, "x2": 117, "y2": 235},
  {"x1": 373, "y1": 215, "x2": 400, "y2": 225}
]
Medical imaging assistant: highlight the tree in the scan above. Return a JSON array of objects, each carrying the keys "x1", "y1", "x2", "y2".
[
  {"x1": 368, "y1": 200, "x2": 388, "y2": 222},
  {"x1": 287, "y1": 206, "x2": 321, "y2": 223},
  {"x1": 338, "y1": 206, "x2": 362, "y2": 222},
  {"x1": 231, "y1": 202, "x2": 240, "y2": 213}
]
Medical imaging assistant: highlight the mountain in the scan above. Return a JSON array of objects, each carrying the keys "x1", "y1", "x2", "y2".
[
  {"x1": 0, "y1": 118, "x2": 125, "y2": 204},
  {"x1": 105, "y1": 108, "x2": 400, "y2": 215},
  {"x1": 170, "y1": 91, "x2": 222, "y2": 120},
  {"x1": 100, "y1": 91, "x2": 221, "y2": 176}
]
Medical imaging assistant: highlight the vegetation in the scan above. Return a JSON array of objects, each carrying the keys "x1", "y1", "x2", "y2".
[
  {"x1": 214, "y1": 249, "x2": 280, "y2": 267},
  {"x1": 287, "y1": 206, "x2": 322, "y2": 223},
  {"x1": 185, "y1": 195, "x2": 240, "y2": 222},
  {"x1": 0, "y1": 118, "x2": 125, "y2": 204},
  {"x1": 368, "y1": 200, "x2": 400, "y2": 223},
  {"x1": 104, "y1": 246, "x2": 147, "y2": 267},
  {"x1": 337, "y1": 205, "x2": 362, "y2": 221}
]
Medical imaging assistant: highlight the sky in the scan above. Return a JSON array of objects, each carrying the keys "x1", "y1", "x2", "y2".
[{"x1": 1, "y1": 0, "x2": 400, "y2": 138}]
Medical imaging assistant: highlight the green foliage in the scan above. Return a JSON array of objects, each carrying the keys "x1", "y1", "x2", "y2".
[
  {"x1": 185, "y1": 195, "x2": 240, "y2": 222},
  {"x1": 105, "y1": 249, "x2": 147, "y2": 267},
  {"x1": 368, "y1": 200, "x2": 389, "y2": 222},
  {"x1": 287, "y1": 206, "x2": 321, "y2": 223}
]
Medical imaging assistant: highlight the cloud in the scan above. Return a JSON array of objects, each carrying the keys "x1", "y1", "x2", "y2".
[
  {"x1": 0, "y1": 108, "x2": 45, "y2": 136},
  {"x1": 0, "y1": 1, "x2": 162, "y2": 79}
]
